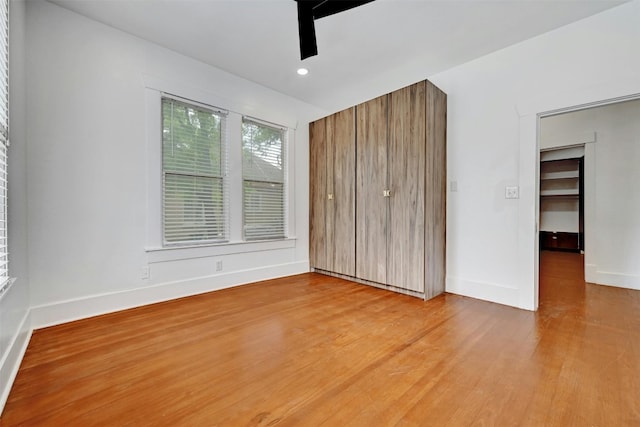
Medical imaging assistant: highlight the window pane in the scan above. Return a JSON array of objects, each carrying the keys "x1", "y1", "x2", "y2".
[
  {"x1": 242, "y1": 120, "x2": 284, "y2": 183},
  {"x1": 163, "y1": 98, "x2": 222, "y2": 177},
  {"x1": 242, "y1": 119, "x2": 286, "y2": 241},
  {"x1": 162, "y1": 97, "x2": 227, "y2": 245},
  {"x1": 243, "y1": 181, "x2": 285, "y2": 241},
  {"x1": 164, "y1": 173, "x2": 225, "y2": 244}
]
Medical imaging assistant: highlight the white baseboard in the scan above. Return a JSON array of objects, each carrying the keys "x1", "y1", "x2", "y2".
[
  {"x1": 0, "y1": 311, "x2": 32, "y2": 415},
  {"x1": 31, "y1": 261, "x2": 310, "y2": 329},
  {"x1": 446, "y1": 276, "x2": 522, "y2": 309},
  {"x1": 585, "y1": 263, "x2": 640, "y2": 290}
]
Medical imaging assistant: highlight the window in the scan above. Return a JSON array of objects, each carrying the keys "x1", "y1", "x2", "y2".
[
  {"x1": 162, "y1": 97, "x2": 227, "y2": 245},
  {"x1": 0, "y1": 0, "x2": 9, "y2": 292},
  {"x1": 242, "y1": 118, "x2": 286, "y2": 241}
]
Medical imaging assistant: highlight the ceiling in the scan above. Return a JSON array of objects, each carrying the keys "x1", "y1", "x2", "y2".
[{"x1": 48, "y1": 0, "x2": 626, "y2": 111}]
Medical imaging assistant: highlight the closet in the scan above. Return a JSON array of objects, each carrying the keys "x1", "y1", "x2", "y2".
[
  {"x1": 309, "y1": 108, "x2": 356, "y2": 276},
  {"x1": 539, "y1": 152, "x2": 584, "y2": 252},
  {"x1": 310, "y1": 80, "x2": 446, "y2": 299}
]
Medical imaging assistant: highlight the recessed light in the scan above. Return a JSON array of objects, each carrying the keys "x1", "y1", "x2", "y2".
[{"x1": 297, "y1": 68, "x2": 309, "y2": 76}]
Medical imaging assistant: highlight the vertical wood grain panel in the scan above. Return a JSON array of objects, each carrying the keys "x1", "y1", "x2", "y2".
[
  {"x1": 328, "y1": 108, "x2": 356, "y2": 276},
  {"x1": 356, "y1": 95, "x2": 388, "y2": 283},
  {"x1": 325, "y1": 114, "x2": 336, "y2": 271},
  {"x1": 424, "y1": 82, "x2": 447, "y2": 299},
  {"x1": 309, "y1": 118, "x2": 327, "y2": 270},
  {"x1": 388, "y1": 82, "x2": 426, "y2": 292}
]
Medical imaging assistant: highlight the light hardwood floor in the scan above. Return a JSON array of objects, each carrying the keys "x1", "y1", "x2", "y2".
[{"x1": 1, "y1": 251, "x2": 639, "y2": 425}]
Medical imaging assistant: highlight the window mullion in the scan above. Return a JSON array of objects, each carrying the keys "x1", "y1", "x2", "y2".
[{"x1": 226, "y1": 113, "x2": 243, "y2": 243}]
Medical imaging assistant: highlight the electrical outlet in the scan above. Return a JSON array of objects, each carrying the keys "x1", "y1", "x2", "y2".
[
  {"x1": 216, "y1": 260, "x2": 223, "y2": 272},
  {"x1": 505, "y1": 186, "x2": 519, "y2": 199},
  {"x1": 141, "y1": 266, "x2": 150, "y2": 280},
  {"x1": 450, "y1": 180, "x2": 458, "y2": 192}
]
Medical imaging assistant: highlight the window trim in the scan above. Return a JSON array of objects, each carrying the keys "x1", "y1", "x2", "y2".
[{"x1": 144, "y1": 77, "x2": 297, "y2": 261}]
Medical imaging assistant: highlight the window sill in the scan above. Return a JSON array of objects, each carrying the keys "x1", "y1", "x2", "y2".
[{"x1": 145, "y1": 237, "x2": 297, "y2": 263}]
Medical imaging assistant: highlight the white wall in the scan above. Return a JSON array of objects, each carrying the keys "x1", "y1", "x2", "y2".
[
  {"x1": 541, "y1": 100, "x2": 640, "y2": 289},
  {"x1": 1, "y1": 0, "x2": 32, "y2": 413},
  {"x1": 427, "y1": 0, "x2": 640, "y2": 308},
  {"x1": 26, "y1": 0, "x2": 327, "y2": 327}
]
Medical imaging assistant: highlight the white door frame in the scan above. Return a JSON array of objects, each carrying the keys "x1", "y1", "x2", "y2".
[{"x1": 516, "y1": 78, "x2": 640, "y2": 311}]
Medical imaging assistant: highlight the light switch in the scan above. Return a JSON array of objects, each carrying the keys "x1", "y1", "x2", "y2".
[
  {"x1": 450, "y1": 181, "x2": 458, "y2": 192},
  {"x1": 505, "y1": 186, "x2": 519, "y2": 199}
]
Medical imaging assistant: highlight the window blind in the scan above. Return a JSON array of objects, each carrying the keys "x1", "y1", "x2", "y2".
[
  {"x1": 162, "y1": 97, "x2": 228, "y2": 245},
  {"x1": 241, "y1": 118, "x2": 286, "y2": 241},
  {"x1": 0, "y1": 0, "x2": 9, "y2": 291}
]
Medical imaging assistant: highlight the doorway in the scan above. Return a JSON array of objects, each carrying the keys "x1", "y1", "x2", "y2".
[{"x1": 537, "y1": 97, "x2": 640, "y2": 299}]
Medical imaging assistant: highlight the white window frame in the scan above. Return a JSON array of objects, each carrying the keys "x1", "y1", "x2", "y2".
[{"x1": 144, "y1": 77, "x2": 297, "y2": 262}]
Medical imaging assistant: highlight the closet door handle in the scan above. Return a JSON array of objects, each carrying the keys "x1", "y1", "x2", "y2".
[
  {"x1": 328, "y1": 193, "x2": 334, "y2": 200},
  {"x1": 383, "y1": 189, "x2": 391, "y2": 197}
]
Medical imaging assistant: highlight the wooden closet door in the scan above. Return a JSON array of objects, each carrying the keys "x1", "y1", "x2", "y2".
[
  {"x1": 309, "y1": 118, "x2": 328, "y2": 270},
  {"x1": 388, "y1": 82, "x2": 426, "y2": 292},
  {"x1": 356, "y1": 95, "x2": 388, "y2": 283},
  {"x1": 327, "y1": 108, "x2": 356, "y2": 276}
]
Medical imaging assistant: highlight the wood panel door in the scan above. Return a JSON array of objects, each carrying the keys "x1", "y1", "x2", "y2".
[
  {"x1": 326, "y1": 108, "x2": 356, "y2": 276},
  {"x1": 309, "y1": 118, "x2": 327, "y2": 270},
  {"x1": 356, "y1": 95, "x2": 388, "y2": 283},
  {"x1": 387, "y1": 82, "x2": 426, "y2": 292}
]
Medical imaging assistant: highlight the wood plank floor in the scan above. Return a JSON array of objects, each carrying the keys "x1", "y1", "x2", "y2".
[{"x1": 2, "y1": 251, "x2": 639, "y2": 425}]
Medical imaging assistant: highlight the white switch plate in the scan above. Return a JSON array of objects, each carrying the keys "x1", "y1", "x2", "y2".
[
  {"x1": 450, "y1": 180, "x2": 458, "y2": 192},
  {"x1": 505, "y1": 186, "x2": 519, "y2": 199}
]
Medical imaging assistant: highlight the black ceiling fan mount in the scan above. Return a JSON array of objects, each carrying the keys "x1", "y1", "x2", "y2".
[{"x1": 295, "y1": 0, "x2": 375, "y2": 61}]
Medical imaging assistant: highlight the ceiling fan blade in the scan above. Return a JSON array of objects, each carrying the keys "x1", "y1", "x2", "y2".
[
  {"x1": 297, "y1": 1, "x2": 318, "y2": 60},
  {"x1": 295, "y1": 0, "x2": 375, "y2": 60},
  {"x1": 312, "y1": 0, "x2": 376, "y2": 20}
]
